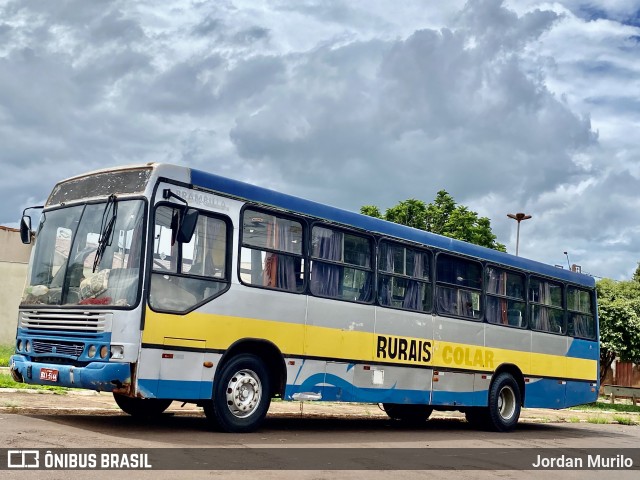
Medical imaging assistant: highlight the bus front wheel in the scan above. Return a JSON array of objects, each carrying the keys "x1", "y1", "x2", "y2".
[
  {"x1": 205, "y1": 354, "x2": 272, "y2": 433},
  {"x1": 382, "y1": 403, "x2": 433, "y2": 422},
  {"x1": 113, "y1": 394, "x2": 172, "y2": 418}
]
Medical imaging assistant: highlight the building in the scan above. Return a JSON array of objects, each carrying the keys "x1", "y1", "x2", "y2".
[{"x1": 0, "y1": 226, "x2": 32, "y2": 345}]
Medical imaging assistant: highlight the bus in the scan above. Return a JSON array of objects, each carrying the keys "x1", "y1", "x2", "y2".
[{"x1": 10, "y1": 163, "x2": 599, "y2": 433}]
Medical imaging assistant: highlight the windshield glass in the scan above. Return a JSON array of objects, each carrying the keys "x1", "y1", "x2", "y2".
[{"x1": 21, "y1": 199, "x2": 146, "y2": 307}]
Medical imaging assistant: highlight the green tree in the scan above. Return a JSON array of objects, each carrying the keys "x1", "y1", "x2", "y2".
[
  {"x1": 633, "y1": 262, "x2": 640, "y2": 283},
  {"x1": 384, "y1": 199, "x2": 428, "y2": 230},
  {"x1": 359, "y1": 205, "x2": 383, "y2": 219},
  {"x1": 596, "y1": 278, "x2": 640, "y2": 383},
  {"x1": 361, "y1": 190, "x2": 506, "y2": 251}
]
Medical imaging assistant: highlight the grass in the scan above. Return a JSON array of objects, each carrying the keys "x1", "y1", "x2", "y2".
[
  {"x1": 586, "y1": 416, "x2": 609, "y2": 424},
  {"x1": 0, "y1": 344, "x2": 14, "y2": 367},
  {"x1": 613, "y1": 415, "x2": 637, "y2": 426},
  {"x1": 570, "y1": 400, "x2": 640, "y2": 414},
  {"x1": 0, "y1": 373, "x2": 68, "y2": 393}
]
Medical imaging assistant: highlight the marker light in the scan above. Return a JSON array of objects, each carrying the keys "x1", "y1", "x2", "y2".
[
  {"x1": 110, "y1": 345, "x2": 124, "y2": 359},
  {"x1": 100, "y1": 345, "x2": 109, "y2": 359}
]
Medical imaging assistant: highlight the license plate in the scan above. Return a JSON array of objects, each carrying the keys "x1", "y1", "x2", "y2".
[{"x1": 39, "y1": 368, "x2": 58, "y2": 382}]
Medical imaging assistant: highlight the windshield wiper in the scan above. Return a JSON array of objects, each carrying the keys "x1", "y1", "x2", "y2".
[{"x1": 93, "y1": 194, "x2": 118, "y2": 273}]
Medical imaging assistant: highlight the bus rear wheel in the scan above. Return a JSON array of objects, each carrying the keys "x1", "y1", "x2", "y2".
[
  {"x1": 382, "y1": 403, "x2": 433, "y2": 422},
  {"x1": 205, "y1": 354, "x2": 271, "y2": 433},
  {"x1": 466, "y1": 372, "x2": 521, "y2": 432},
  {"x1": 113, "y1": 394, "x2": 172, "y2": 418}
]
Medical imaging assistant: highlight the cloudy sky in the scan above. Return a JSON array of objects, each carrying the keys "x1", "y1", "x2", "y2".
[{"x1": 1, "y1": 0, "x2": 639, "y2": 280}]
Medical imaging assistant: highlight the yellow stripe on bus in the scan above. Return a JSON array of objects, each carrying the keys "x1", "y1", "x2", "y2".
[{"x1": 142, "y1": 309, "x2": 596, "y2": 381}]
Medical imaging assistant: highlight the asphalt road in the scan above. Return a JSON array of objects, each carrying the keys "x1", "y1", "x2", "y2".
[{"x1": 1, "y1": 390, "x2": 639, "y2": 480}]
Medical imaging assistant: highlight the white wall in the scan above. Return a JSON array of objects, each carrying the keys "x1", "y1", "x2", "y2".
[{"x1": 0, "y1": 227, "x2": 32, "y2": 345}]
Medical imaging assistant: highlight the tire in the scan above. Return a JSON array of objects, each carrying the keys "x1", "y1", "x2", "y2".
[
  {"x1": 113, "y1": 393, "x2": 172, "y2": 418},
  {"x1": 486, "y1": 372, "x2": 521, "y2": 432},
  {"x1": 382, "y1": 403, "x2": 433, "y2": 422},
  {"x1": 464, "y1": 407, "x2": 490, "y2": 429},
  {"x1": 204, "y1": 354, "x2": 271, "y2": 433}
]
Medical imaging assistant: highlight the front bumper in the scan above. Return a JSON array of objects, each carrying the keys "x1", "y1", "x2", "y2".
[{"x1": 9, "y1": 354, "x2": 131, "y2": 392}]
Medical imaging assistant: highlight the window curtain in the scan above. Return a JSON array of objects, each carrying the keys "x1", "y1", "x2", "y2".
[
  {"x1": 311, "y1": 229, "x2": 343, "y2": 297},
  {"x1": 458, "y1": 290, "x2": 474, "y2": 317},
  {"x1": 379, "y1": 244, "x2": 394, "y2": 306},
  {"x1": 437, "y1": 286, "x2": 456, "y2": 315},
  {"x1": 486, "y1": 269, "x2": 507, "y2": 324},
  {"x1": 402, "y1": 251, "x2": 423, "y2": 310},
  {"x1": 191, "y1": 217, "x2": 221, "y2": 277},
  {"x1": 532, "y1": 281, "x2": 551, "y2": 331},
  {"x1": 573, "y1": 314, "x2": 587, "y2": 337},
  {"x1": 262, "y1": 219, "x2": 297, "y2": 291},
  {"x1": 275, "y1": 221, "x2": 297, "y2": 291}
]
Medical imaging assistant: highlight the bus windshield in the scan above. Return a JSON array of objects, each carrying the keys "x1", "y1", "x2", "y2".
[{"x1": 21, "y1": 199, "x2": 146, "y2": 307}]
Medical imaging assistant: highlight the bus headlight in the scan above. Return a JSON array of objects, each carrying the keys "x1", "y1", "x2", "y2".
[
  {"x1": 25, "y1": 340, "x2": 32, "y2": 353},
  {"x1": 17, "y1": 339, "x2": 23, "y2": 352},
  {"x1": 110, "y1": 345, "x2": 124, "y2": 359},
  {"x1": 100, "y1": 345, "x2": 109, "y2": 359},
  {"x1": 87, "y1": 345, "x2": 97, "y2": 358}
]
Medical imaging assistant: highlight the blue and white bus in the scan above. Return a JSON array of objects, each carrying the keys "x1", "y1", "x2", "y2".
[{"x1": 11, "y1": 163, "x2": 599, "y2": 432}]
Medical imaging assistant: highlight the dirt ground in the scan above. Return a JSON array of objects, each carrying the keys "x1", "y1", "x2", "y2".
[{"x1": 0, "y1": 387, "x2": 637, "y2": 425}]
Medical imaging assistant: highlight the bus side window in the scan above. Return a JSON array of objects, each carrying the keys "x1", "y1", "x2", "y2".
[
  {"x1": 485, "y1": 266, "x2": 526, "y2": 327},
  {"x1": 240, "y1": 209, "x2": 305, "y2": 293},
  {"x1": 567, "y1": 286, "x2": 596, "y2": 339},
  {"x1": 529, "y1": 277, "x2": 565, "y2": 334},
  {"x1": 378, "y1": 240, "x2": 432, "y2": 312},
  {"x1": 310, "y1": 226, "x2": 373, "y2": 303},
  {"x1": 436, "y1": 254, "x2": 482, "y2": 320}
]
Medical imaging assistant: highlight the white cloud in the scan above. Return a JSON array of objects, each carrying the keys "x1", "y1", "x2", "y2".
[{"x1": 0, "y1": 0, "x2": 639, "y2": 279}]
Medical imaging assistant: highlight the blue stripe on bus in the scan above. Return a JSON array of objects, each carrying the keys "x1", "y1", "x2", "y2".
[
  {"x1": 566, "y1": 338, "x2": 599, "y2": 360},
  {"x1": 190, "y1": 168, "x2": 594, "y2": 288},
  {"x1": 138, "y1": 376, "x2": 597, "y2": 409},
  {"x1": 138, "y1": 378, "x2": 213, "y2": 400},
  {"x1": 565, "y1": 380, "x2": 598, "y2": 407}
]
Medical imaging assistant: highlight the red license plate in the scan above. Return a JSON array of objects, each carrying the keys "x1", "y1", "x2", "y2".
[{"x1": 39, "y1": 368, "x2": 58, "y2": 382}]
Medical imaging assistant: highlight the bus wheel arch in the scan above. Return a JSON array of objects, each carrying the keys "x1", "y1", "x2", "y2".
[
  {"x1": 216, "y1": 338, "x2": 286, "y2": 398},
  {"x1": 204, "y1": 339, "x2": 285, "y2": 433},
  {"x1": 492, "y1": 363, "x2": 525, "y2": 406}
]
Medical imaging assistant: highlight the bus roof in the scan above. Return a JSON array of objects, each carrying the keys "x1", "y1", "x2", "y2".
[{"x1": 189, "y1": 167, "x2": 595, "y2": 289}]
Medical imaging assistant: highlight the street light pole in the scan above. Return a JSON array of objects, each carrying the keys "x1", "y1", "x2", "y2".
[{"x1": 507, "y1": 212, "x2": 532, "y2": 256}]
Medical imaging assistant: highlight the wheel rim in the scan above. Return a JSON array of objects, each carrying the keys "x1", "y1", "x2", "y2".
[
  {"x1": 225, "y1": 369, "x2": 262, "y2": 418},
  {"x1": 497, "y1": 385, "x2": 516, "y2": 420}
]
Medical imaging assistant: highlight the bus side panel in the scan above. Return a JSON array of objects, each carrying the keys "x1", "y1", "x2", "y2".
[
  {"x1": 431, "y1": 315, "x2": 484, "y2": 406},
  {"x1": 530, "y1": 331, "x2": 566, "y2": 408},
  {"x1": 370, "y1": 307, "x2": 433, "y2": 403},
  {"x1": 564, "y1": 337, "x2": 599, "y2": 407},
  {"x1": 304, "y1": 296, "x2": 374, "y2": 400}
]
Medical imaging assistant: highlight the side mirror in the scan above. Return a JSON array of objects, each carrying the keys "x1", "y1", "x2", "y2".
[
  {"x1": 20, "y1": 216, "x2": 32, "y2": 244},
  {"x1": 177, "y1": 208, "x2": 199, "y2": 243}
]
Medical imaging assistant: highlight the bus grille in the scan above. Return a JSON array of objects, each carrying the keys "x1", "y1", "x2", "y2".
[
  {"x1": 19, "y1": 310, "x2": 111, "y2": 334},
  {"x1": 32, "y1": 340, "x2": 85, "y2": 357}
]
